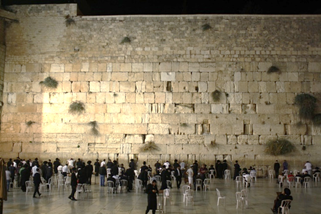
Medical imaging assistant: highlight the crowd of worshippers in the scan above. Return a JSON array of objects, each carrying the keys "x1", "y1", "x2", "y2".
[{"x1": 3, "y1": 157, "x2": 234, "y2": 193}]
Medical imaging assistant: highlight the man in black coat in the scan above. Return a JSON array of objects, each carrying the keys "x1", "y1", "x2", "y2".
[
  {"x1": 129, "y1": 159, "x2": 136, "y2": 170},
  {"x1": 68, "y1": 168, "x2": 78, "y2": 201},
  {"x1": 94, "y1": 159, "x2": 100, "y2": 176},
  {"x1": 53, "y1": 158, "x2": 61, "y2": 174},
  {"x1": 20, "y1": 164, "x2": 30, "y2": 192},
  {"x1": 111, "y1": 161, "x2": 119, "y2": 176},
  {"x1": 33, "y1": 168, "x2": 42, "y2": 198},
  {"x1": 174, "y1": 165, "x2": 182, "y2": 189},
  {"x1": 145, "y1": 180, "x2": 158, "y2": 214},
  {"x1": 233, "y1": 160, "x2": 241, "y2": 180},
  {"x1": 125, "y1": 166, "x2": 135, "y2": 191},
  {"x1": 85, "y1": 161, "x2": 93, "y2": 185}
]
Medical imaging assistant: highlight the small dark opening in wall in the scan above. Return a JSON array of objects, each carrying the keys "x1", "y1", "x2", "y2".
[
  {"x1": 195, "y1": 86, "x2": 199, "y2": 92},
  {"x1": 166, "y1": 81, "x2": 172, "y2": 92}
]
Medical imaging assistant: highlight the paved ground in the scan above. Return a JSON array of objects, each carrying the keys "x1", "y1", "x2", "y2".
[{"x1": 3, "y1": 176, "x2": 320, "y2": 214}]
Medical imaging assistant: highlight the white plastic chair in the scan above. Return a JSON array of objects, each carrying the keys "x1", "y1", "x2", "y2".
[
  {"x1": 203, "y1": 179, "x2": 210, "y2": 191},
  {"x1": 195, "y1": 179, "x2": 202, "y2": 191},
  {"x1": 235, "y1": 176, "x2": 242, "y2": 188},
  {"x1": 107, "y1": 181, "x2": 115, "y2": 194},
  {"x1": 209, "y1": 169, "x2": 215, "y2": 182},
  {"x1": 166, "y1": 180, "x2": 172, "y2": 189},
  {"x1": 224, "y1": 169, "x2": 231, "y2": 180},
  {"x1": 216, "y1": 188, "x2": 226, "y2": 206},
  {"x1": 295, "y1": 177, "x2": 301, "y2": 188},
  {"x1": 182, "y1": 185, "x2": 191, "y2": 202},
  {"x1": 278, "y1": 199, "x2": 291, "y2": 214},
  {"x1": 184, "y1": 189, "x2": 194, "y2": 206},
  {"x1": 135, "y1": 179, "x2": 143, "y2": 193},
  {"x1": 241, "y1": 189, "x2": 248, "y2": 207},
  {"x1": 286, "y1": 177, "x2": 294, "y2": 188},
  {"x1": 120, "y1": 179, "x2": 128, "y2": 193},
  {"x1": 39, "y1": 177, "x2": 50, "y2": 193},
  {"x1": 236, "y1": 192, "x2": 243, "y2": 209},
  {"x1": 25, "y1": 181, "x2": 33, "y2": 195},
  {"x1": 57, "y1": 178, "x2": 65, "y2": 191},
  {"x1": 313, "y1": 172, "x2": 320, "y2": 183},
  {"x1": 278, "y1": 176, "x2": 285, "y2": 188},
  {"x1": 303, "y1": 177, "x2": 311, "y2": 188},
  {"x1": 107, "y1": 168, "x2": 111, "y2": 177},
  {"x1": 76, "y1": 184, "x2": 85, "y2": 199},
  {"x1": 134, "y1": 170, "x2": 138, "y2": 178},
  {"x1": 250, "y1": 171, "x2": 257, "y2": 182},
  {"x1": 269, "y1": 170, "x2": 274, "y2": 179},
  {"x1": 171, "y1": 171, "x2": 176, "y2": 181},
  {"x1": 163, "y1": 188, "x2": 170, "y2": 206}
]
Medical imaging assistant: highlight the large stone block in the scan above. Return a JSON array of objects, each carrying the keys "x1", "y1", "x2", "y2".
[
  {"x1": 50, "y1": 64, "x2": 64, "y2": 72},
  {"x1": 161, "y1": 72, "x2": 175, "y2": 81}
]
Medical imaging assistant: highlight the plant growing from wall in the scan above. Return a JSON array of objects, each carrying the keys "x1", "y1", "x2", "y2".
[
  {"x1": 69, "y1": 101, "x2": 85, "y2": 114},
  {"x1": 265, "y1": 139, "x2": 295, "y2": 156},
  {"x1": 88, "y1": 121, "x2": 100, "y2": 136},
  {"x1": 294, "y1": 93, "x2": 317, "y2": 120},
  {"x1": 211, "y1": 90, "x2": 221, "y2": 102},
  {"x1": 65, "y1": 15, "x2": 75, "y2": 26},
  {"x1": 26, "y1": 121, "x2": 35, "y2": 127},
  {"x1": 39, "y1": 77, "x2": 58, "y2": 88},
  {"x1": 180, "y1": 123, "x2": 188, "y2": 127},
  {"x1": 267, "y1": 66, "x2": 280, "y2": 74},
  {"x1": 139, "y1": 142, "x2": 160, "y2": 152},
  {"x1": 120, "y1": 36, "x2": 131, "y2": 44},
  {"x1": 202, "y1": 24, "x2": 211, "y2": 31}
]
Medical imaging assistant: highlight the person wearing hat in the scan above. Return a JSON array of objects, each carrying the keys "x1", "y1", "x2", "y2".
[
  {"x1": 68, "y1": 168, "x2": 78, "y2": 201},
  {"x1": 85, "y1": 160, "x2": 93, "y2": 185},
  {"x1": 271, "y1": 188, "x2": 293, "y2": 213},
  {"x1": 53, "y1": 158, "x2": 61, "y2": 175},
  {"x1": 145, "y1": 180, "x2": 158, "y2": 214}
]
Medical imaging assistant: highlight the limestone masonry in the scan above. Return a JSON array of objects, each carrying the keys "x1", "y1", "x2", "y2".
[{"x1": 0, "y1": 4, "x2": 320, "y2": 170}]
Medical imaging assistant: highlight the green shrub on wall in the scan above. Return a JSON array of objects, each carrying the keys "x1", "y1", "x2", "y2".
[
  {"x1": 139, "y1": 142, "x2": 159, "y2": 152},
  {"x1": 88, "y1": 121, "x2": 100, "y2": 136},
  {"x1": 211, "y1": 90, "x2": 221, "y2": 102},
  {"x1": 294, "y1": 93, "x2": 317, "y2": 120},
  {"x1": 39, "y1": 77, "x2": 58, "y2": 88},
  {"x1": 265, "y1": 139, "x2": 295, "y2": 156},
  {"x1": 69, "y1": 101, "x2": 85, "y2": 114}
]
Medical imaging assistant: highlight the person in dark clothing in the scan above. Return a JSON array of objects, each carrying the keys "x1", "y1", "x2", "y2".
[
  {"x1": 160, "y1": 166, "x2": 167, "y2": 190},
  {"x1": 9, "y1": 164, "x2": 15, "y2": 188},
  {"x1": 99, "y1": 164, "x2": 107, "y2": 186},
  {"x1": 53, "y1": 158, "x2": 60, "y2": 174},
  {"x1": 222, "y1": 160, "x2": 228, "y2": 178},
  {"x1": 33, "y1": 168, "x2": 42, "y2": 198},
  {"x1": 174, "y1": 165, "x2": 182, "y2": 189},
  {"x1": 139, "y1": 162, "x2": 149, "y2": 188},
  {"x1": 234, "y1": 160, "x2": 241, "y2": 180},
  {"x1": 41, "y1": 162, "x2": 48, "y2": 181},
  {"x1": 94, "y1": 159, "x2": 100, "y2": 176},
  {"x1": 216, "y1": 160, "x2": 223, "y2": 179},
  {"x1": 32, "y1": 158, "x2": 39, "y2": 167},
  {"x1": 154, "y1": 161, "x2": 161, "y2": 175},
  {"x1": 125, "y1": 166, "x2": 135, "y2": 191},
  {"x1": 193, "y1": 161, "x2": 199, "y2": 189},
  {"x1": 173, "y1": 159, "x2": 179, "y2": 170},
  {"x1": 46, "y1": 165, "x2": 53, "y2": 185},
  {"x1": 129, "y1": 159, "x2": 136, "y2": 170},
  {"x1": 77, "y1": 164, "x2": 87, "y2": 184},
  {"x1": 271, "y1": 188, "x2": 293, "y2": 213},
  {"x1": 274, "y1": 160, "x2": 280, "y2": 179},
  {"x1": 85, "y1": 161, "x2": 93, "y2": 185},
  {"x1": 111, "y1": 161, "x2": 119, "y2": 176},
  {"x1": 76, "y1": 158, "x2": 83, "y2": 169},
  {"x1": 7, "y1": 159, "x2": 13, "y2": 168},
  {"x1": 107, "y1": 159, "x2": 113, "y2": 169},
  {"x1": 69, "y1": 168, "x2": 78, "y2": 201},
  {"x1": 20, "y1": 164, "x2": 30, "y2": 192},
  {"x1": 48, "y1": 159, "x2": 53, "y2": 168},
  {"x1": 145, "y1": 180, "x2": 158, "y2": 214}
]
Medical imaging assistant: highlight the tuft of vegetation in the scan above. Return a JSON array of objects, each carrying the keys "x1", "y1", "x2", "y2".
[
  {"x1": 139, "y1": 142, "x2": 160, "y2": 152},
  {"x1": 69, "y1": 101, "x2": 85, "y2": 114},
  {"x1": 294, "y1": 93, "x2": 317, "y2": 120},
  {"x1": 295, "y1": 121, "x2": 305, "y2": 128},
  {"x1": 209, "y1": 141, "x2": 217, "y2": 148},
  {"x1": 65, "y1": 15, "x2": 75, "y2": 26},
  {"x1": 202, "y1": 24, "x2": 212, "y2": 31},
  {"x1": 267, "y1": 66, "x2": 280, "y2": 74},
  {"x1": 39, "y1": 77, "x2": 58, "y2": 88},
  {"x1": 211, "y1": 90, "x2": 221, "y2": 102},
  {"x1": 120, "y1": 36, "x2": 131, "y2": 44},
  {"x1": 265, "y1": 139, "x2": 295, "y2": 156},
  {"x1": 313, "y1": 114, "x2": 321, "y2": 126},
  {"x1": 302, "y1": 145, "x2": 306, "y2": 151},
  {"x1": 88, "y1": 121, "x2": 100, "y2": 136},
  {"x1": 26, "y1": 121, "x2": 35, "y2": 127},
  {"x1": 180, "y1": 123, "x2": 188, "y2": 127},
  {"x1": 77, "y1": 145, "x2": 80, "y2": 148}
]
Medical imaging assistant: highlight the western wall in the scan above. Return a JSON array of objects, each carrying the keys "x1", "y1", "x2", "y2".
[{"x1": 0, "y1": 4, "x2": 320, "y2": 171}]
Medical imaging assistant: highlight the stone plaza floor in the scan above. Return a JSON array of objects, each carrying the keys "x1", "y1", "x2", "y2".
[{"x1": 3, "y1": 176, "x2": 321, "y2": 214}]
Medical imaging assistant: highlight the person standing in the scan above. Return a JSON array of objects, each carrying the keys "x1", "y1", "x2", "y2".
[
  {"x1": 68, "y1": 168, "x2": 77, "y2": 201},
  {"x1": 186, "y1": 165, "x2": 194, "y2": 188},
  {"x1": 154, "y1": 161, "x2": 161, "y2": 175},
  {"x1": 222, "y1": 160, "x2": 228, "y2": 178},
  {"x1": 85, "y1": 161, "x2": 93, "y2": 185},
  {"x1": 94, "y1": 159, "x2": 100, "y2": 176},
  {"x1": 304, "y1": 161, "x2": 312, "y2": 175},
  {"x1": 283, "y1": 160, "x2": 288, "y2": 171},
  {"x1": 234, "y1": 160, "x2": 241, "y2": 180},
  {"x1": 129, "y1": 159, "x2": 136, "y2": 170},
  {"x1": 6, "y1": 167, "x2": 11, "y2": 192},
  {"x1": 53, "y1": 158, "x2": 61, "y2": 175},
  {"x1": 99, "y1": 164, "x2": 107, "y2": 186},
  {"x1": 145, "y1": 180, "x2": 158, "y2": 214},
  {"x1": 274, "y1": 160, "x2": 280, "y2": 179},
  {"x1": 33, "y1": 168, "x2": 42, "y2": 198},
  {"x1": 20, "y1": 164, "x2": 30, "y2": 192},
  {"x1": 174, "y1": 165, "x2": 182, "y2": 189}
]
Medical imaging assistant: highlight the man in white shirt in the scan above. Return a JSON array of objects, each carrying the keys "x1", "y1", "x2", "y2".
[
  {"x1": 305, "y1": 161, "x2": 312, "y2": 175},
  {"x1": 101, "y1": 159, "x2": 106, "y2": 167},
  {"x1": 186, "y1": 165, "x2": 194, "y2": 188},
  {"x1": 57, "y1": 164, "x2": 63, "y2": 175},
  {"x1": 67, "y1": 158, "x2": 75, "y2": 169},
  {"x1": 62, "y1": 164, "x2": 69, "y2": 177},
  {"x1": 164, "y1": 161, "x2": 170, "y2": 169},
  {"x1": 32, "y1": 165, "x2": 38, "y2": 176}
]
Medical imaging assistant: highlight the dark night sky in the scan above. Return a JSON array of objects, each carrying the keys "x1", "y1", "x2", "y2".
[{"x1": 1, "y1": 0, "x2": 321, "y2": 15}]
